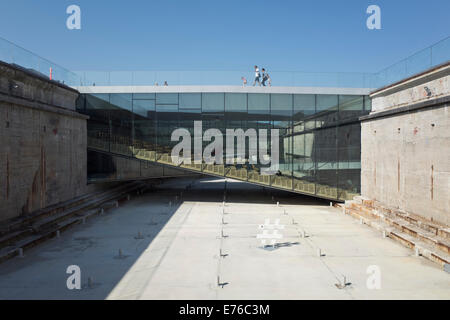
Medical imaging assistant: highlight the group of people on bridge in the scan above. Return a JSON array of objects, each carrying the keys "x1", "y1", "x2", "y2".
[{"x1": 242, "y1": 66, "x2": 272, "y2": 87}]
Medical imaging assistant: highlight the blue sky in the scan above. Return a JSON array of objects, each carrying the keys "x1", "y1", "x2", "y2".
[{"x1": 0, "y1": 0, "x2": 449, "y2": 73}]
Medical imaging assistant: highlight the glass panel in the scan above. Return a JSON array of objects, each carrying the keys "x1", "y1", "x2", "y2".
[
  {"x1": 86, "y1": 94, "x2": 110, "y2": 109},
  {"x1": 133, "y1": 93, "x2": 155, "y2": 100},
  {"x1": 156, "y1": 100, "x2": 179, "y2": 164},
  {"x1": 78, "y1": 92, "x2": 370, "y2": 201},
  {"x1": 179, "y1": 93, "x2": 201, "y2": 110},
  {"x1": 294, "y1": 94, "x2": 315, "y2": 116},
  {"x1": 315, "y1": 127, "x2": 338, "y2": 199},
  {"x1": 364, "y1": 96, "x2": 372, "y2": 111},
  {"x1": 293, "y1": 132, "x2": 316, "y2": 195},
  {"x1": 133, "y1": 99, "x2": 156, "y2": 161},
  {"x1": 271, "y1": 94, "x2": 292, "y2": 188},
  {"x1": 294, "y1": 94, "x2": 315, "y2": 132},
  {"x1": 178, "y1": 94, "x2": 201, "y2": 167},
  {"x1": 202, "y1": 93, "x2": 224, "y2": 112},
  {"x1": 156, "y1": 104, "x2": 178, "y2": 112},
  {"x1": 248, "y1": 93, "x2": 269, "y2": 114},
  {"x1": 225, "y1": 93, "x2": 247, "y2": 112},
  {"x1": 316, "y1": 94, "x2": 338, "y2": 129},
  {"x1": 225, "y1": 94, "x2": 248, "y2": 179},
  {"x1": 271, "y1": 94, "x2": 292, "y2": 115},
  {"x1": 337, "y1": 123, "x2": 361, "y2": 200},
  {"x1": 109, "y1": 94, "x2": 133, "y2": 157},
  {"x1": 339, "y1": 95, "x2": 363, "y2": 122},
  {"x1": 246, "y1": 93, "x2": 270, "y2": 183},
  {"x1": 156, "y1": 93, "x2": 178, "y2": 105},
  {"x1": 292, "y1": 93, "x2": 316, "y2": 193},
  {"x1": 133, "y1": 99, "x2": 155, "y2": 117},
  {"x1": 84, "y1": 94, "x2": 111, "y2": 152}
]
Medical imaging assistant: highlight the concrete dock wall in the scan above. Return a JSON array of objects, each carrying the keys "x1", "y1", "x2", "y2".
[
  {"x1": 0, "y1": 62, "x2": 88, "y2": 222},
  {"x1": 361, "y1": 63, "x2": 450, "y2": 225}
]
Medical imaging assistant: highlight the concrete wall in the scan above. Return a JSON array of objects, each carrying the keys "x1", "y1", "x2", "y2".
[
  {"x1": 371, "y1": 64, "x2": 449, "y2": 113},
  {"x1": 0, "y1": 62, "x2": 88, "y2": 222},
  {"x1": 361, "y1": 63, "x2": 450, "y2": 225}
]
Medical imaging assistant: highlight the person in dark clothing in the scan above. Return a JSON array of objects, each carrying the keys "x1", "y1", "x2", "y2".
[{"x1": 262, "y1": 68, "x2": 271, "y2": 86}]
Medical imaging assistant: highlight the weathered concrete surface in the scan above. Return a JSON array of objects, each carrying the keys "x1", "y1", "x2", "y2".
[
  {"x1": 371, "y1": 63, "x2": 450, "y2": 113},
  {"x1": 0, "y1": 62, "x2": 88, "y2": 222},
  {"x1": 0, "y1": 177, "x2": 448, "y2": 300},
  {"x1": 361, "y1": 64, "x2": 450, "y2": 226},
  {"x1": 0, "y1": 61, "x2": 79, "y2": 112}
]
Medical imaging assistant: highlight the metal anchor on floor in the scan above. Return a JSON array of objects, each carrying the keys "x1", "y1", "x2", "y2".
[
  {"x1": 335, "y1": 275, "x2": 351, "y2": 289},
  {"x1": 217, "y1": 276, "x2": 229, "y2": 288},
  {"x1": 135, "y1": 231, "x2": 144, "y2": 239},
  {"x1": 219, "y1": 248, "x2": 228, "y2": 258},
  {"x1": 88, "y1": 277, "x2": 94, "y2": 289}
]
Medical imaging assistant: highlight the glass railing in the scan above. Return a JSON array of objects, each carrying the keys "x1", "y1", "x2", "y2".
[
  {"x1": 74, "y1": 37, "x2": 449, "y2": 89},
  {"x1": 74, "y1": 70, "x2": 375, "y2": 88},
  {"x1": 0, "y1": 36, "x2": 84, "y2": 86},
  {"x1": 371, "y1": 36, "x2": 450, "y2": 89},
  {"x1": 1, "y1": 35, "x2": 449, "y2": 90},
  {"x1": 86, "y1": 131, "x2": 359, "y2": 201}
]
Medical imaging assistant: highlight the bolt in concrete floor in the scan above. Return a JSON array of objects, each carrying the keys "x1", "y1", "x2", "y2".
[{"x1": 0, "y1": 177, "x2": 448, "y2": 300}]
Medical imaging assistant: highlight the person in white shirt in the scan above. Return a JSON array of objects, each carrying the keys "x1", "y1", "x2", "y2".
[{"x1": 253, "y1": 65, "x2": 261, "y2": 86}]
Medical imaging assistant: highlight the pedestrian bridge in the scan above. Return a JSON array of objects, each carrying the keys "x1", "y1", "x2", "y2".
[{"x1": 75, "y1": 85, "x2": 372, "y2": 201}]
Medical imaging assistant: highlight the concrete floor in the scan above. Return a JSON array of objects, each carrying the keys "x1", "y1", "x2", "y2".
[{"x1": 0, "y1": 177, "x2": 449, "y2": 300}]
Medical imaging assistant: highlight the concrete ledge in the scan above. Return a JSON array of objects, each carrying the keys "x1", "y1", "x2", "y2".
[
  {"x1": 0, "y1": 60, "x2": 78, "y2": 94},
  {"x1": 370, "y1": 61, "x2": 450, "y2": 97},
  {"x1": 0, "y1": 92, "x2": 89, "y2": 120},
  {"x1": 360, "y1": 94, "x2": 449, "y2": 122}
]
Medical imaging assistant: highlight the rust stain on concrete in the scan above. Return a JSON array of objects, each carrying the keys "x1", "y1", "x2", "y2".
[
  {"x1": 23, "y1": 168, "x2": 40, "y2": 215},
  {"x1": 374, "y1": 161, "x2": 377, "y2": 186},
  {"x1": 6, "y1": 153, "x2": 9, "y2": 200},
  {"x1": 22, "y1": 146, "x2": 46, "y2": 215},
  {"x1": 431, "y1": 165, "x2": 434, "y2": 200},
  {"x1": 40, "y1": 146, "x2": 46, "y2": 208}
]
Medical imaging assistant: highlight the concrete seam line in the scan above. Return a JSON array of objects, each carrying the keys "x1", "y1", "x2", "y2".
[
  {"x1": 360, "y1": 96, "x2": 449, "y2": 122},
  {"x1": 0, "y1": 92, "x2": 89, "y2": 120}
]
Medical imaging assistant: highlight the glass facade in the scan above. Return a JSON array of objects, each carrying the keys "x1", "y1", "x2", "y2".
[{"x1": 77, "y1": 91, "x2": 371, "y2": 201}]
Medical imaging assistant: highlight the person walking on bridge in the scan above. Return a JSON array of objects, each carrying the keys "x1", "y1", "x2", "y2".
[
  {"x1": 253, "y1": 65, "x2": 261, "y2": 86},
  {"x1": 262, "y1": 68, "x2": 271, "y2": 87}
]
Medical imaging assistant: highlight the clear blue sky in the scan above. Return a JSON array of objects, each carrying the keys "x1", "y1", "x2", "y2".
[{"x1": 0, "y1": 0, "x2": 449, "y2": 73}]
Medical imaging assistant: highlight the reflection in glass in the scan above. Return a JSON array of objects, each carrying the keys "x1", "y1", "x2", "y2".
[{"x1": 78, "y1": 91, "x2": 371, "y2": 200}]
